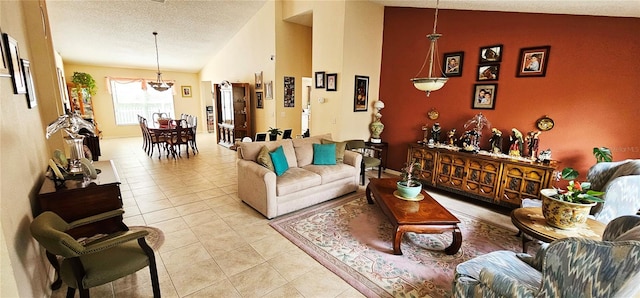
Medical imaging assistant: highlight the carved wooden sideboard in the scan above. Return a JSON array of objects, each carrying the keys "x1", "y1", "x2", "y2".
[{"x1": 407, "y1": 143, "x2": 557, "y2": 209}]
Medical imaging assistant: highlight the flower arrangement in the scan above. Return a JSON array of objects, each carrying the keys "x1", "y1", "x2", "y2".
[
  {"x1": 400, "y1": 159, "x2": 422, "y2": 187},
  {"x1": 553, "y1": 167, "x2": 604, "y2": 204}
]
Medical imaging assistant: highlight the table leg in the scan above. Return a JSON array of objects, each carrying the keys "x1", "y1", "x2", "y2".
[
  {"x1": 521, "y1": 233, "x2": 531, "y2": 253},
  {"x1": 366, "y1": 185, "x2": 374, "y2": 204},
  {"x1": 444, "y1": 227, "x2": 463, "y2": 255},
  {"x1": 393, "y1": 226, "x2": 404, "y2": 255},
  {"x1": 45, "y1": 251, "x2": 62, "y2": 290}
]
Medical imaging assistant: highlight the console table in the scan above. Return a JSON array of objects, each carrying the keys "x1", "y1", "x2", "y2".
[
  {"x1": 37, "y1": 160, "x2": 126, "y2": 237},
  {"x1": 408, "y1": 144, "x2": 556, "y2": 209}
]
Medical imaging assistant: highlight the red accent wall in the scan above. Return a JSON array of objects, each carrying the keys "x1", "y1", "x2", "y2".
[{"x1": 380, "y1": 7, "x2": 640, "y2": 177}]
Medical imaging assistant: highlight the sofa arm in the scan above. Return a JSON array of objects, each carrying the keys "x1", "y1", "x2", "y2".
[
  {"x1": 237, "y1": 159, "x2": 278, "y2": 218},
  {"x1": 343, "y1": 150, "x2": 362, "y2": 168}
]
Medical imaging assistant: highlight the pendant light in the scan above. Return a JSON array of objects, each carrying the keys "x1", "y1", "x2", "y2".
[
  {"x1": 148, "y1": 32, "x2": 173, "y2": 92},
  {"x1": 411, "y1": 0, "x2": 448, "y2": 97}
]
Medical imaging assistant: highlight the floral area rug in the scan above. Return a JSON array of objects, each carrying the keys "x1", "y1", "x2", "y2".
[{"x1": 269, "y1": 192, "x2": 527, "y2": 298}]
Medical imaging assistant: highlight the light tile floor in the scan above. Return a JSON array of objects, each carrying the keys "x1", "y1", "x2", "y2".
[{"x1": 50, "y1": 133, "x2": 512, "y2": 298}]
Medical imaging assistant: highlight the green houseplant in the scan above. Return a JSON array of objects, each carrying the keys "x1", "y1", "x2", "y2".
[
  {"x1": 397, "y1": 159, "x2": 422, "y2": 199},
  {"x1": 268, "y1": 127, "x2": 282, "y2": 141},
  {"x1": 593, "y1": 147, "x2": 612, "y2": 163},
  {"x1": 71, "y1": 72, "x2": 97, "y2": 96}
]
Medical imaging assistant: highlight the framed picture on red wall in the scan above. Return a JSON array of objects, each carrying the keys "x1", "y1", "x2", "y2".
[
  {"x1": 472, "y1": 84, "x2": 497, "y2": 109},
  {"x1": 517, "y1": 46, "x2": 550, "y2": 77},
  {"x1": 479, "y1": 44, "x2": 502, "y2": 64},
  {"x1": 443, "y1": 51, "x2": 464, "y2": 77}
]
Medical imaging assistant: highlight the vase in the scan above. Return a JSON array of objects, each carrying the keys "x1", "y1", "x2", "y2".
[
  {"x1": 370, "y1": 119, "x2": 384, "y2": 143},
  {"x1": 397, "y1": 181, "x2": 422, "y2": 199},
  {"x1": 540, "y1": 189, "x2": 596, "y2": 230}
]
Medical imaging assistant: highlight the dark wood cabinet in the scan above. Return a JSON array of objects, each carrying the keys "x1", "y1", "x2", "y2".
[
  {"x1": 214, "y1": 82, "x2": 252, "y2": 147},
  {"x1": 408, "y1": 144, "x2": 556, "y2": 208},
  {"x1": 37, "y1": 160, "x2": 125, "y2": 238}
]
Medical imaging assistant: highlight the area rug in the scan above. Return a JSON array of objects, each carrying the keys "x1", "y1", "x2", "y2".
[{"x1": 269, "y1": 192, "x2": 527, "y2": 298}]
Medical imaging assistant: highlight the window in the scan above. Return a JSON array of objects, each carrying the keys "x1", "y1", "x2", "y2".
[{"x1": 109, "y1": 78, "x2": 175, "y2": 125}]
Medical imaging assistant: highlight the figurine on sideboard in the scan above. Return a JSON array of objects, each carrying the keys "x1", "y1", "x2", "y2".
[
  {"x1": 431, "y1": 122, "x2": 441, "y2": 143},
  {"x1": 509, "y1": 128, "x2": 524, "y2": 157},
  {"x1": 447, "y1": 129, "x2": 457, "y2": 146},
  {"x1": 538, "y1": 148, "x2": 552, "y2": 164},
  {"x1": 526, "y1": 130, "x2": 541, "y2": 160},
  {"x1": 489, "y1": 128, "x2": 503, "y2": 154},
  {"x1": 421, "y1": 124, "x2": 429, "y2": 143}
]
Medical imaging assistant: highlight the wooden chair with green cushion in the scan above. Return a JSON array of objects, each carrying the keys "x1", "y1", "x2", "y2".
[
  {"x1": 30, "y1": 211, "x2": 160, "y2": 298},
  {"x1": 346, "y1": 139, "x2": 382, "y2": 185}
]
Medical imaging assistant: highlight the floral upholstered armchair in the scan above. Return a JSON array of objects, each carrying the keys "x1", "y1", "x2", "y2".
[{"x1": 452, "y1": 215, "x2": 640, "y2": 297}]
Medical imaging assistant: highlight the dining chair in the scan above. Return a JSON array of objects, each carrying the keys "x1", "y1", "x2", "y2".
[
  {"x1": 30, "y1": 210, "x2": 161, "y2": 298},
  {"x1": 186, "y1": 115, "x2": 198, "y2": 153},
  {"x1": 166, "y1": 119, "x2": 191, "y2": 158},
  {"x1": 346, "y1": 139, "x2": 382, "y2": 185},
  {"x1": 151, "y1": 112, "x2": 169, "y2": 127},
  {"x1": 142, "y1": 119, "x2": 166, "y2": 159}
]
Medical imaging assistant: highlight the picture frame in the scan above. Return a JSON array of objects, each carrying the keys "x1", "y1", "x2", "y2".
[
  {"x1": 517, "y1": 46, "x2": 551, "y2": 77},
  {"x1": 265, "y1": 80, "x2": 273, "y2": 99},
  {"x1": 0, "y1": 30, "x2": 10, "y2": 77},
  {"x1": 315, "y1": 71, "x2": 325, "y2": 88},
  {"x1": 353, "y1": 75, "x2": 369, "y2": 112},
  {"x1": 477, "y1": 64, "x2": 500, "y2": 81},
  {"x1": 443, "y1": 51, "x2": 464, "y2": 77},
  {"x1": 21, "y1": 59, "x2": 37, "y2": 108},
  {"x1": 326, "y1": 73, "x2": 337, "y2": 91},
  {"x1": 472, "y1": 84, "x2": 497, "y2": 110},
  {"x1": 255, "y1": 71, "x2": 263, "y2": 89},
  {"x1": 284, "y1": 76, "x2": 295, "y2": 107},
  {"x1": 181, "y1": 85, "x2": 192, "y2": 97},
  {"x1": 479, "y1": 44, "x2": 503, "y2": 64},
  {"x1": 3, "y1": 33, "x2": 27, "y2": 94},
  {"x1": 256, "y1": 91, "x2": 264, "y2": 109}
]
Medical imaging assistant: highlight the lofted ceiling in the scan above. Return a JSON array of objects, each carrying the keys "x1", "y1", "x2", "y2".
[{"x1": 46, "y1": 0, "x2": 639, "y2": 73}]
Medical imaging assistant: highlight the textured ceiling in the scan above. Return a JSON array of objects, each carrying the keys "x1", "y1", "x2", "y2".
[{"x1": 46, "y1": 0, "x2": 639, "y2": 73}]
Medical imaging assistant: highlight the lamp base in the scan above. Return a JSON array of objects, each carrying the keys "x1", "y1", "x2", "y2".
[{"x1": 370, "y1": 138, "x2": 381, "y2": 143}]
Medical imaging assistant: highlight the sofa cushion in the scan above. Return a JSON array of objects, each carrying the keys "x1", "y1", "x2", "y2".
[
  {"x1": 269, "y1": 146, "x2": 289, "y2": 176},
  {"x1": 616, "y1": 225, "x2": 640, "y2": 241},
  {"x1": 313, "y1": 143, "x2": 337, "y2": 165},
  {"x1": 257, "y1": 146, "x2": 275, "y2": 172},
  {"x1": 321, "y1": 139, "x2": 347, "y2": 163},
  {"x1": 292, "y1": 134, "x2": 332, "y2": 167},
  {"x1": 276, "y1": 167, "x2": 322, "y2": 196},
  {"x1": 303, "y1": 163, "x2": 357, "y2": 184},
  {"x1": 238, "y1": 139, "x2": 298, "y2": 168}
]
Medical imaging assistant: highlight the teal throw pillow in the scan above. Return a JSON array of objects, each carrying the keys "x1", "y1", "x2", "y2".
[
  {"x1": 313, "y1": 143, "x2": 337, "y2": 165},
  {"x1": 269, "y1": 146, "x2": 289, "y2": 176}
]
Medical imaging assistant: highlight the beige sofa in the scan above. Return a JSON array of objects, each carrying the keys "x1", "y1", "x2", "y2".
[{"x1": 236, "y1": 134, "x2": 362, "y2": 219}]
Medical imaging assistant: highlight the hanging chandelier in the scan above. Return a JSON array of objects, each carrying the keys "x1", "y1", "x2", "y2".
[
  {"x1": 148, "y1": 32, "x2": 173, "y2": 92},
  {"x1": 410, "y1": 0, "x2": 448, "y2": 97}
]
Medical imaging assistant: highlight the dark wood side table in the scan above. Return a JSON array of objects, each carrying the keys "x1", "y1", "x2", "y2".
[
  {"x1": 37, "y1": 160, "x2": 126, "y2": 289},
  {"x1": 511, "y1": 207, "x2": 605, "y2": 253},
  {"x1": 365, "y1": 141, "x2": 388, "y2": 170}
]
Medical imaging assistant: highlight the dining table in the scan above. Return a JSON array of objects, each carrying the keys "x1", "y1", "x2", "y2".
[{"x1": 147, "y1": 119, "x2": 193, "y2": 158}]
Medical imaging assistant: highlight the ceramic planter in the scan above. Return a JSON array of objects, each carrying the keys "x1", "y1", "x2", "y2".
[
  {"x1": 540, "y1": 188, "x2": 596, "y2": 230},
  {"x1": 397, "y1": 181, "x2": 422, "y2": 199}
]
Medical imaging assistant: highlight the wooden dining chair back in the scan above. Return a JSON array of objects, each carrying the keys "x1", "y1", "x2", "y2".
[
  {"x1": 186, "y1": 115, "x2": 198, "y2": 153},
  {"x1": 151, "y1": 112, "x2": 169, "y2": 127},
  {"x1": 166, "y1": 119, "x2": 190, "y2": 158},
  {"x1": 142, "y1": 119, "x2": 166, "y2": 159}
]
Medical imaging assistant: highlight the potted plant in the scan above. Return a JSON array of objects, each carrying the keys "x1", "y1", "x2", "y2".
[
  {"x1": 268, "y1": 127, "x2": 282, "y2": 141},
  {"x1": 593, "y1": 147, "x2": 612, "y2": 163},
  {"x1": 71, "y1": 72, "x2": 97, "y2": 96},
  {"x1": 396, "y1": 159, "x2": 422, "y2": 199},
  {"x1": 541, "y1": 167, "x2": 605, "y2": 229}
]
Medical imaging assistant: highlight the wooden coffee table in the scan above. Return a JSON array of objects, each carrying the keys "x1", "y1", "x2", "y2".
[
  {"x1": 511, "y1": 207, "x2": 606, "y2": 253},
  {"x1": 366, "y1": 178, "x2": 462, "y2": 255}
]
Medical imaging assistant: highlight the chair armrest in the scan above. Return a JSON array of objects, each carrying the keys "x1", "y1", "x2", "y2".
[
  {"x1": 602, "y1": 215, "x2": 640, "y2": 240},
  {"x1": 81, "y1": 230, "x2": 149, "y2": 255},
  {"x1": 478, "y1": 266, "x2": 538, "y2": 297},
  {"x1": 67, "y1": 209, "x2": 125, "y2": 230},
  {"x1": 539, "y1": 237, "x2": 640, "y2": 297}
]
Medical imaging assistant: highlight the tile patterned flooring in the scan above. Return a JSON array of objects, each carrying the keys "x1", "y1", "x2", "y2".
[{"x1": 50, "y1": 133, "x2": 511, "y2": 298}]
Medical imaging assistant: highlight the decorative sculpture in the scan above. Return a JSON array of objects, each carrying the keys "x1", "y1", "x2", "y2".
[
  {"x1": 370, "y1": 100, "x2": 385, "y2": 143},
  {"x1": 509, "y1": 128, "x2": 524, "y2": 157},
  {"x1": 46, "y1": 112, "x2": 96, "y2": 174},
  {"x1": 422, "y1": 124, "x2": 430, "y2": 144},
  {"x1": 526, "y1": 130, "x2": 541, "y2": 160},
  {"x1": 446, "y1": 128, "x2": 457, "y2": 146},
  {"x1": 431, "y1": 122, "x2": 441, "y2": 143},
  {"x1": 463, "y1": 113, "x2": 491, "y2": 150},
  {"x1": 489, "y1": 128, "x2": 503, "y2": 154}
]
